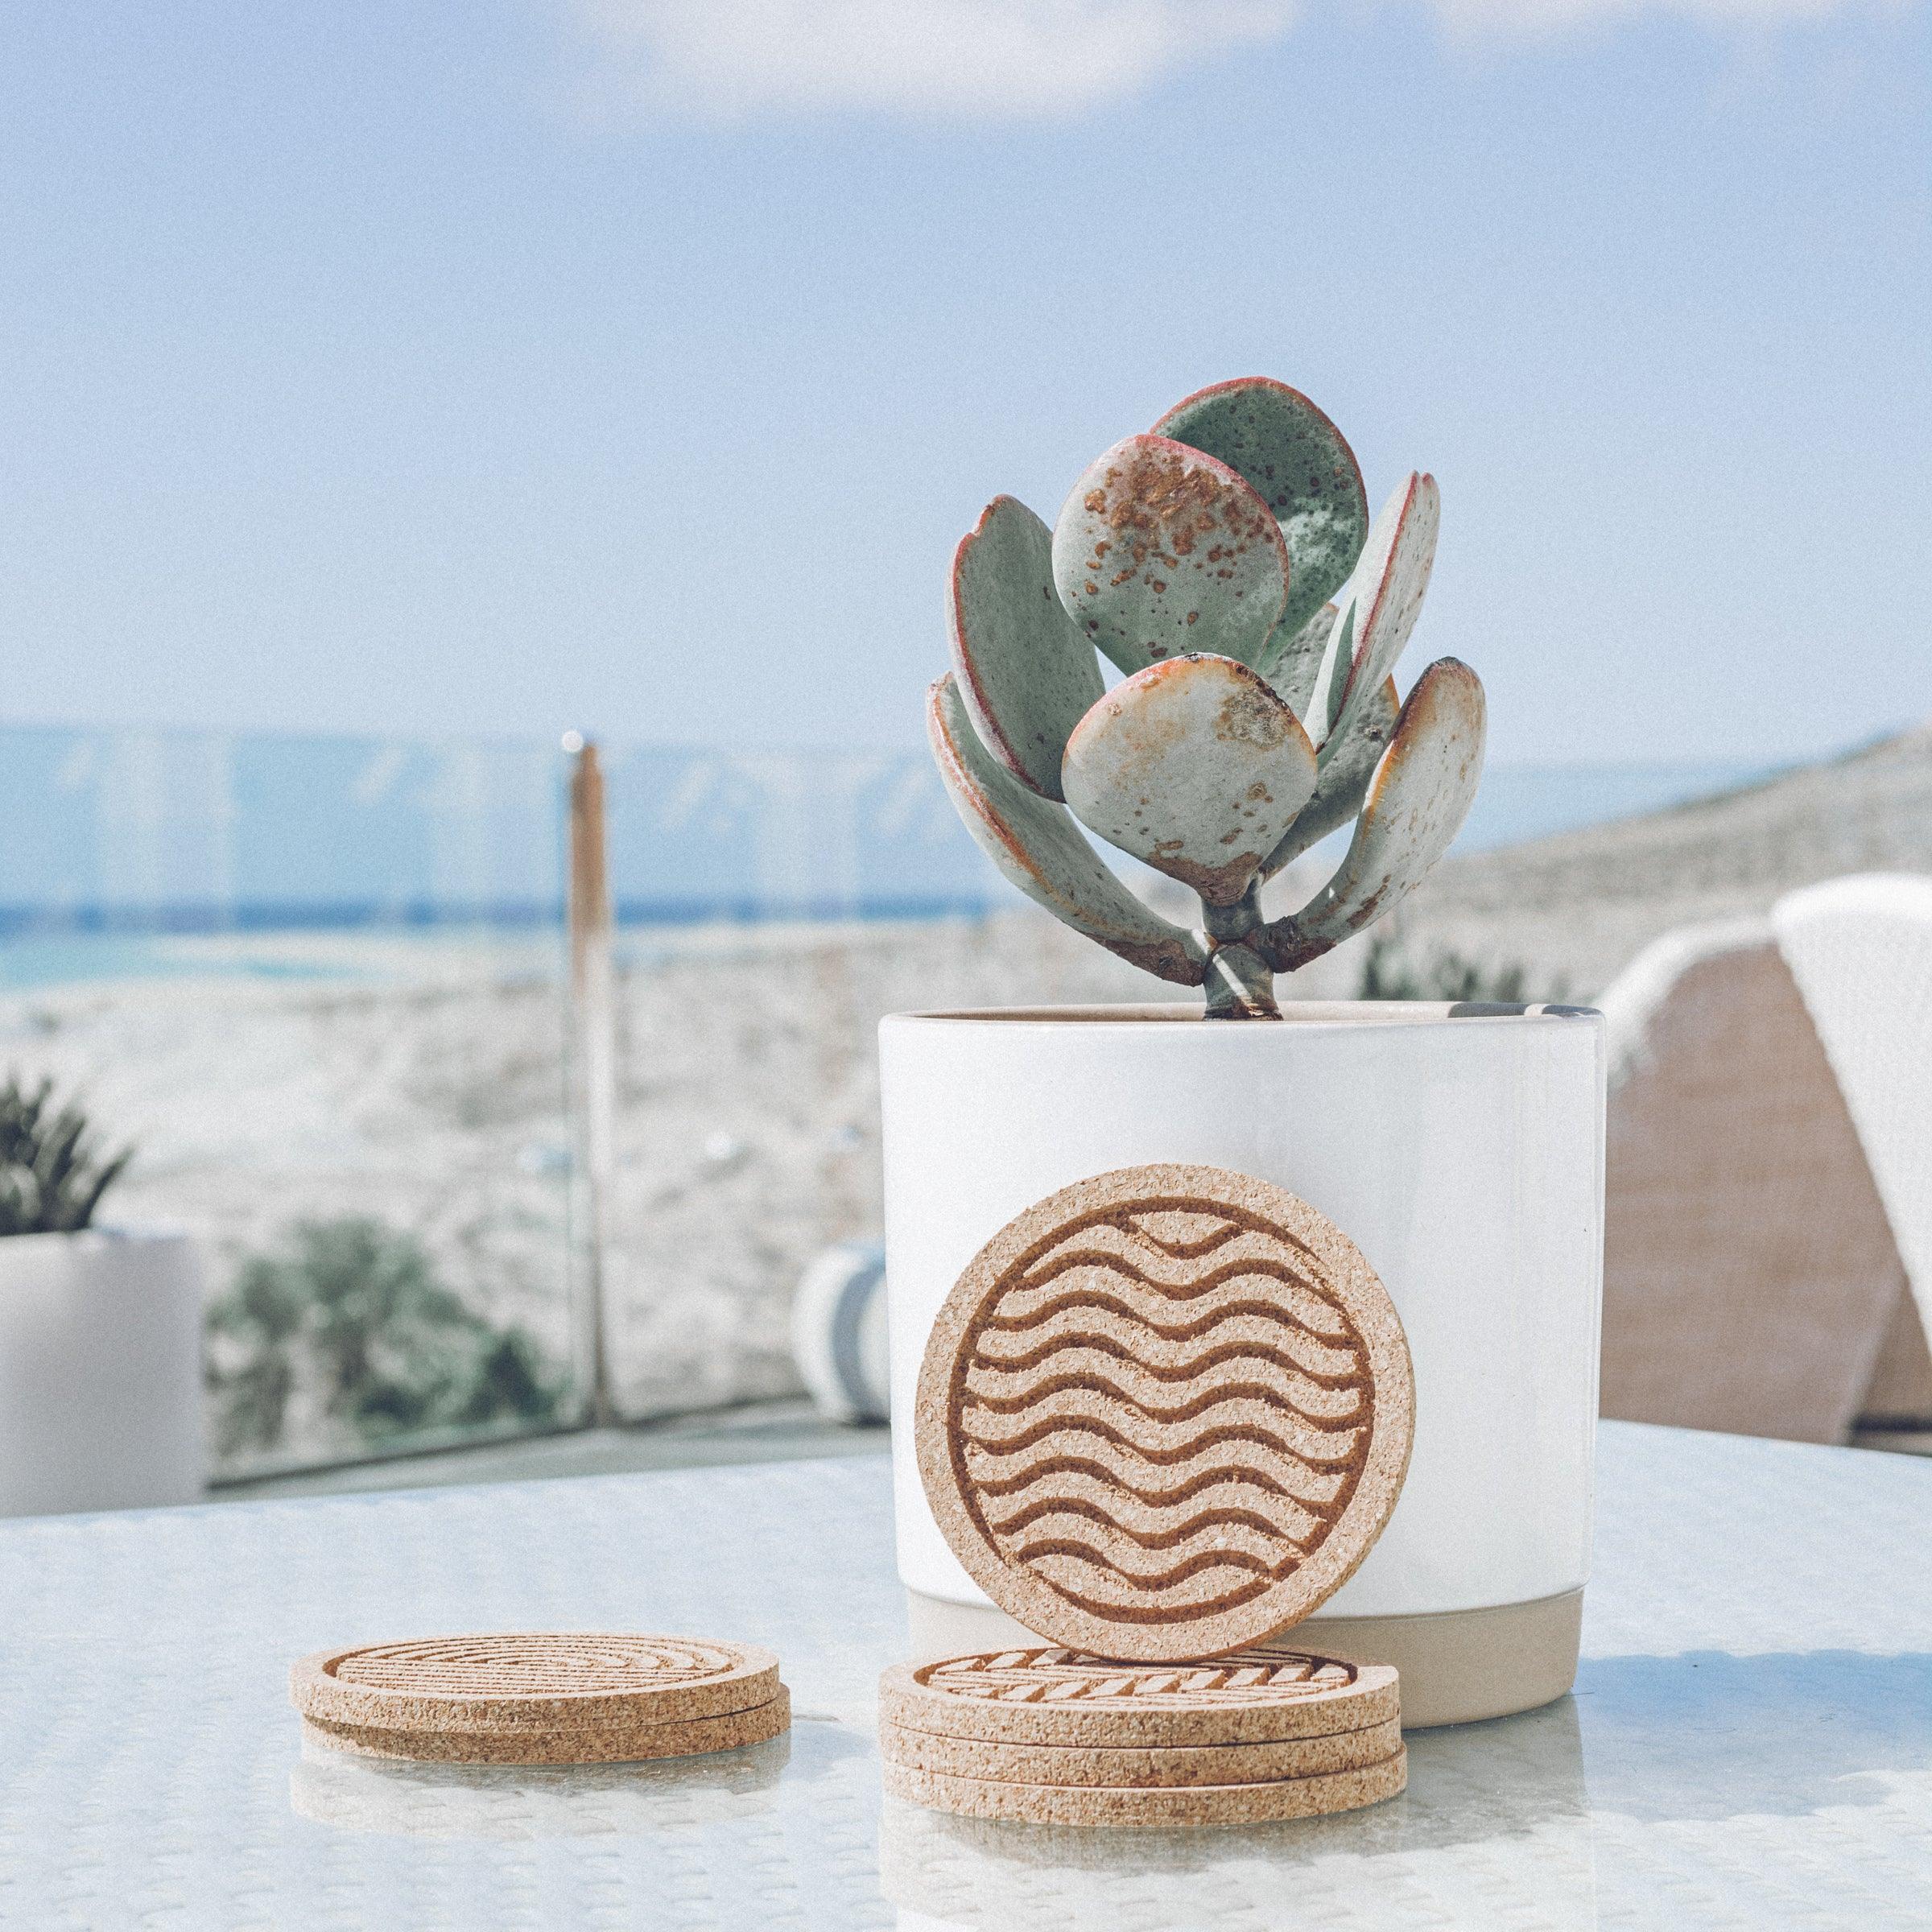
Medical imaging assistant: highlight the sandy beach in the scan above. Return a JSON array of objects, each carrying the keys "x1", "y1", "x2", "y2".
[{"x1": 4, "y1": 720, "x2": 1925, "y2": 1473}]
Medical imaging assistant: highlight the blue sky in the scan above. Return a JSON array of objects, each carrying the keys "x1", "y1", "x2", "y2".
[{"x1": 2, "y1": 2, "x2": 1926, "y2": 762}]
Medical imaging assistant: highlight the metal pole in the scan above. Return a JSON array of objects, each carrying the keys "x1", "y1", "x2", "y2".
[{"x1": 566, "y1": 733, "x2": 617, "y2": 1428}]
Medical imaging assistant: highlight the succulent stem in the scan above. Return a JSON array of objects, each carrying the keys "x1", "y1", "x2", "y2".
[
  {"x1": 1201, "y1": 889, "x2": 1280, "y2": 1019},
  {"x1": 1204, "y1": 943, "x2": 1279, "y2": 1019}
]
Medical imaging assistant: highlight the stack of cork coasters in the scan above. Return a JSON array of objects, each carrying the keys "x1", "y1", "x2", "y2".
[
  {"x1": 292, "y1": 1633, "x2": 788, "y2": 1765},
  {"x1": 891, "y1": 1162, "x2": 1417, "y2": 1826},
  {"x1": 881, "y1": 1645, "x2": 1402, "y2": 1823}
]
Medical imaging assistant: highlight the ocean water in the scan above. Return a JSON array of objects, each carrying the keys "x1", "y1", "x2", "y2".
[
  {"x1": 0, "y1": 723, "x2": 1770, "y2": 991},
  {"x1": 0, "y1": 934, "x2": 329, "y2": 991}
]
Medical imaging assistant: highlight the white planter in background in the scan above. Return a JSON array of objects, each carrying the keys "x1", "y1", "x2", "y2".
[
  {"x1": 880, "y1": 1002, "x2": 1605, "y2": 1727},
  {"x1": 791, "y1": 1239, "x2": 891, "y2": 1424},
  {"x1": 0, "y1": 1229, "x2": 205, "y2": 1517}
]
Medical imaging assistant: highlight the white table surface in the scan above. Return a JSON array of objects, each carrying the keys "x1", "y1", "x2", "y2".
[{"x1": 1, "y1": 1421, "x2": 1928, "y2": 1930}]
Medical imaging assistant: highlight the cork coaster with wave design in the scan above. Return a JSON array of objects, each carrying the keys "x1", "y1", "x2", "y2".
[
  {"x1": 914, "y1": 1164, "x2": 1414, "y2": 1661},
  {"x1": 292, "y1": 1634, "x2": 789, "y2": 1765}
]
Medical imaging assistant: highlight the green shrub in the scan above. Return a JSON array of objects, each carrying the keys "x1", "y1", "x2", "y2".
[
  {"x1": 0, "y1": 1075, "x2": 131, "y2": 1236},
  {"x1": 1355, "y1": 934, "x2": 1553, "y2": 1005},
  {"x1": 206, "y1": 1216, "x2": 566, "y2": 1459}
]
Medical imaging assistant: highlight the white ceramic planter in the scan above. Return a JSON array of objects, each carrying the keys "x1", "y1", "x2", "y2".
[
  {"x1": 0, "y1": 1228, "x2": 206, "y2": 1517},
  {"x1": 880, "y1": 1002, "x2": 1604, "y2": 1727}
]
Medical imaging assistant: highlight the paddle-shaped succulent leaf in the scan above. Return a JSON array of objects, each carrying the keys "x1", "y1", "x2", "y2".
[
  {"x1": 1306, "y1": 473, "x2": 1439, "y2": 748},
  {"x1": 1257, "y1": 601, "x2": 1338, "y2": 718},
  {"x1": 1154, "y1": 378, "x2": 1368, "y2": 649},
  {"x1": 1265, "y1": 659, "x2": 1486, "y2": 972},
  {"x1": 1259, "y1": 675, "x2": 1399, "y2": 881},
  {"x1": 928, "y1": 674, "x2": 1206, "y2": 987},
  {"x1": 949, "y1": 495, "x2": 1104, "y2": 802},
  {"x1": 929, "y1": 382, "x2": 1483, "y2": 1015},
  {"x1": 1051, "y1": 436, "x2": 1288, "y2": 675},
  {"x1": 1062, "y1": 655, "x2": 1318, "y2": 906}
]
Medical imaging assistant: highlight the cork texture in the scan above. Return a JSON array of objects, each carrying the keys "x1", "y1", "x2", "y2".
[
  {"x1": 878, "y1": 1645, "x2": 1399, "y2": 1748},
  {"x1": 877, "y1": 1712, "x2": 1402, "y2": 1786},
  {"x1": 291, "y1": 1634, "x2": 780, "y2": 1735},
  {"x1": 914, "y1": 1165, "x2": 1414, "y2": 1660},
  {"x1": 881, "y1": 1746, "x2": 1407, "y2": 1825},
  {"x1": 300, "y1": 1687, "x2": 791, "y2": 1765}
]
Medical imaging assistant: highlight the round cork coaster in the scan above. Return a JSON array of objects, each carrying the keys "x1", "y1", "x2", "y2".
[
  {"x1": 301, "y1": 1686, "x2": 791, "y2": 1765},
  {"x1": 914, "y1": 1165, "x2": 1414, "y2": 1661},
  {"x1": 878, "y1": 1645, "x2": 1398, "y2": 1748},
  {"x1": 878, "y1": 1711, "x2": 1402, "y2": 1788},
  {"x1": 292, "y1": 1634, "x2": 781, "y2": 1740},
  {"x1": 882, "y1": 1747, "x2": 1407, "y2": 1827}
]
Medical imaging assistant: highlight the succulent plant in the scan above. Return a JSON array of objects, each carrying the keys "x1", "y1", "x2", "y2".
[
  {"x1": 0, "y1": 1075, "x2": 131, "y2": 1236},
  {"x1": 929, "y1": 378, "x2": 1486, "y2": 1018}
]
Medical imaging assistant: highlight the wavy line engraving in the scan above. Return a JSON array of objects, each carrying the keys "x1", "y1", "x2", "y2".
[
  {"x1": 966, "y1": 1354, "x2": 1365, "y2": 1423},
  {"x1": 997, "y1": 1274, "x2": 1349, "y2": 1355},
  {"x1": 1012, "y1": 1537, "x2": 1286, "y2": 1590},
  {"x1": 947, "y1": 1190, "x2": 1377, "y2": 1628},
  {"x1": 1118, "y1": 1208, "x2": 1248, "y2": 1256},
  {"x1": 1019, "y1": 1213, "x2": 1322, "y2": 1278},
  {"x1": 975, "y1": 1318, "x2": 1363, "y2": 1385},
  {"x1": 1018, "y1": 1553, "x2": 1282, "y2": 1620},
  {"x1": 1009, "y1": 1242, "x2": 1346, "y2": 1314},
  {"x1": 966, "y1": 1449, "x2": 1342, "y2": 1512},
  {"x1": 962, "y1": 1401, "x2": 1364, "y2": 1467},
  {"x1": 985, "y1": 1491, "x2": 1312, "y2": 1551},
  {"x1": 981, "y1": 1460, "x2": 1329, "y2": 1522}
]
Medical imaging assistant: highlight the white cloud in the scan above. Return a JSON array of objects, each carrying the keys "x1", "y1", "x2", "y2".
[
  {"x1": 571, "y1": 0, "x2": 1298, "y2": 120},
  {"x1": 572, "y1": 0, "x2": 1908, "y2": 121},
  {"x1": 1434, "y1": 0, "x2": 1878, "y2": 32}
]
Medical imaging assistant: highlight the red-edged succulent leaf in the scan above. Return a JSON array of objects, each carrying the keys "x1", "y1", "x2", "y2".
[
  {"x1": 1258, "y1": 675, "x2": 1400, "y2": 881},
  {"x1": 1307, "y1": 473, "x2": 1439, "y2": 747},
  {"x1": 1061, "y1": 654, "x2": 1318, "y2": 908},
  {"x1": 1263, "y1": 658, "x2": 1485, "y2": 971},
  {"x1": 1051, "y1": 435, "x2": 1289, "y2": 676},
  {"x1": 1154, "y1": 378, "x2": 1368, "y2": 649},
  {"x1": 927, "y1": 674, "x2": 1206, "y2": 986},
  {"x1": 949, "y1": 495, "x2": 1105, "y2": 803},
  {"x1": 1257, "y1": 600, "x2": 1337, "y2": 720}
]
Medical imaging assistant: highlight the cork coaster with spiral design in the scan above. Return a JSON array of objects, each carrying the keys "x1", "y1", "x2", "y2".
[{"x1": 292, "y1": 1633, "x2": 789, "y2": 1765}]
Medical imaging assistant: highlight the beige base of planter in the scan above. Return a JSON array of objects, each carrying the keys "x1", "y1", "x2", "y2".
[{"x1": 904, "y1": 1587, "x2": 1583, "y2": 1731}]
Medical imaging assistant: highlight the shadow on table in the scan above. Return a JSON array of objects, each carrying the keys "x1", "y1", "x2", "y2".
[
  {"x1": 289, "y1": 1713, "x2": 870, "y2": 1839},
  {"x1": 1573, "y1": 1649, "x2": 1932, "y2": 1823}
]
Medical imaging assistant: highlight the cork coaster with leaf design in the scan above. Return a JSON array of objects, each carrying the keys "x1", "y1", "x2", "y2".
[
  {"x1": 914, "y1": 1164, "x2": 1414, "y2": 1661},
  {"x1": 878, "y1": 1645, "x2": 1398, "y2": 1748},
  {"x1": 292, "y1": 1634, "x2": 788, "y2": 1765}
]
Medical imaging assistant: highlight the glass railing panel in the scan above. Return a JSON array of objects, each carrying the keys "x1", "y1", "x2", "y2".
[
  {"x1": 588, "y1": 742, "x2": 1163, "y2": 1426},
  {"x1": 0, "y1": 724, "x2": 582, "y2": 1481}
]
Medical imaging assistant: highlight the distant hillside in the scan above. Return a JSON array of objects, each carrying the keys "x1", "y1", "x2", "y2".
[{"x1": 1381, "y1": 722, "x2": 1932, "y2": 1001}]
